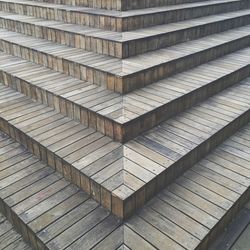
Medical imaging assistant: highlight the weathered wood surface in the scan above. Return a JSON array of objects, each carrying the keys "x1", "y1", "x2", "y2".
[
  {"x1": 0, "y1": 122, "x2": 249, "y2": 249},
  {"x1": 0, "y1": 76, "x2": 250, "y2": 218},
  {"x1": 0, "y1": 25, "x2": 249, "y2": 94},
  {"x1": 0, "y1": 47, "x2": 249, "y2": 141},
  {"x1": 0, "y1": 212, "x2": 31, "y2": 249},
  {"x1": 0, "y1": 0, "x2": 244, "y2": 31},
  {"x1": 27, "y1": 0, "x2": 219, "y2": 11},
  {"x1": 124, "y1": 123, "x2": 250, "y2": 250},
  {"x1": 0, "y1": 8, "x2": 249, "y2": 57},
  {"x1": 0, "y1": 132, "x2": 122, "y2": 250},
  {"x1": 0, "y1": 0, "x2": 249, "y2": 247}
]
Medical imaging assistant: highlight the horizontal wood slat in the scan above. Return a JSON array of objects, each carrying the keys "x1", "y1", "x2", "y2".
[
  {"x1": 0, "y1": 26, "x2": 249, "y2": 93},
  {"x1": 0, "y1": 122, "x2": 249, "y2": 249},
  {"x1": 0, "y1": 77, "x2": 249, "y2": 218},
  {"x1": 0, "y1": 0, "x2": 245, "y2": 31},
  {"x1": 0, "y1": 9, "x2": 249, "y2": 58},
  {"x1": 1, "y1": 48, "x2": 249, "y2": 141}
]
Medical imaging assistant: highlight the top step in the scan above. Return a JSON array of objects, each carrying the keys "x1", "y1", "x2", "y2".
[{"x1": 30, "y1": 0, "x2": 213, "y2": 11}]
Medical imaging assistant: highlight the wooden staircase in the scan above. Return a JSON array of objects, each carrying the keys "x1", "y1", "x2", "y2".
[{"x1": 0, "y1": 0, "x2": 249, "y2": 249}]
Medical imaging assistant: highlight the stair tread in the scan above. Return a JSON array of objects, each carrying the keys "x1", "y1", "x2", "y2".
[
  {"x1": 0, "y1": 9, "x2": 249, "y2": 43},
  {"x1": 0, "y1": 47, "x2": 249, "y2": 129},
  {"x1": 0, "y1": 25, "x2": 249, "y2": 76},
  {"x1": 0, "y1": 0, "x2": 240, "y2": 18},
  {"x1": 0, "y1": 77, "x2": 249, "y2": 217},
  {"x1": 0, "y1": 122, "x2": 249, "y2": 249},
  {"x1": 126, "y1": 125, "x2": 250, "y2": 249}
]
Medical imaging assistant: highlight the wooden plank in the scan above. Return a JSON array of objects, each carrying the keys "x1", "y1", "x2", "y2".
[
  {"x1": 65, "y1": 215, "x2": 121, "y2": 250},
  {"x1": 159, "y1": 188, "x2": 218, "y2": 229},
  {"x1": 175, "y1": 176, "x2": 233, "y2": 210},
  {"x1": 167, "y1": 182, "x2": 226, "y2": 219},
  {"x1": 126, "y1": 215, "x2": 184, "y2": 250},
  {"x1": 147, "y1": 197, "x2": 209, "y2": 240},
  {"x1": 37, "y1": 199, "x2": 99, "y2": 243},
  {"x1": 46, "y1": 206, "x2": 109, "y2": 249},
  {"x1": 28, "y1": 191, "x2": 88, "y2": 233},
  {"x1": 138, "y1": 206, "x2": 200, "y2": 249}
]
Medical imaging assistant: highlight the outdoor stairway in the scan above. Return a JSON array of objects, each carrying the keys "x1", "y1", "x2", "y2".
[
  {"x1": 0, "y1": 48, "x2": 249, "y2": 141},
  {"x1": 0, "y1": 0, "x2": 248, "y2": 31},
  {"x1": 0, "y1": 120, "x2": 249, "y2": 249},
  {"x1": 1, "y1": 9, "x2": 250, "y2": 58},
  {"x1": 0, "y1": 25, "x2": 249, "y2": 93},
  {"x1": 0, "y1": 0, "x2": 249, "y2": 249},
  {"x1": 0, "y1": 76, "x2": 250, "y2": 218}
]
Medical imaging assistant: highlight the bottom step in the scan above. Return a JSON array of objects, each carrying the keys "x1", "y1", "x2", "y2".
[
  {"x1": 0, "y1": 212, "x2": 31, "y2": 249},
  {"x1": 0, "y1": 122, "x2": 250, "y2": 249}
]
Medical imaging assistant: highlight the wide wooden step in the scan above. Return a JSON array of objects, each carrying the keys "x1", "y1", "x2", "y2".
[
  {"x1": 0, "y1": 26, "x2": 249, "y2": 93},
  {"x1": 0, "y1": 123, "x2": 249, "y2": 249},
  {"x1": 0, "y1": 9, "x2": 249, "y2": 58},
  {"x1": 1, "y1": 48, "x2": 249, "y2": 141},
  {"x1": 29, "y1": 0, "x2": 213, "y2": 11},
  {"x1": 0, "y1": 78, "x2": 249, "y2": 218},
  {"x1": 0, "y1": 132, "x2": 122, "y2": 249},
  {"x1": 0, "y1": 0, "x2": 246, "y2": 31},
  {"x1": 125, "y1": 125, "x2": 250, "y2": 249},
  {"x1": 0, "y1": 212, "x2": 31, "y2": 249}
]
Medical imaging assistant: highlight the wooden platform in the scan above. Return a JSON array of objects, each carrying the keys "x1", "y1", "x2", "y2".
[
  {"x1": 0, "y1": 48, "x2": 249, "y2": 141},
  {"x1": 1, "y1": 76, "x2": 250, "y2": 218},
  {"x1": 0, "y1": 0, "x2": 249, "y2": 248},
  {"x1": 0, "y1": 123, "x2": 249, "y2": 249}
]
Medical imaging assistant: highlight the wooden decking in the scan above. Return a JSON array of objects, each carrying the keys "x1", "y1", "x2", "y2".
[
  {"x1": 0, "y1": 48, "x2": 249, "y2": 141},
  {"x1": 0, "y1": 7, "x2": 249, "y2": 57},
  {"x1": 0, "y1": 122, "x2": 249, "y2": 249},
  {"x1": 0, "y1": 0, "x2": 249, "y2": 248},
  {"x1": 0, "y1": 0, "x2": 246, "y2": 31},
  {"x1": 0, "y1": 25, "x2": 249, "y2": 94},
  {"x1": 0, "y1": 212, "x2": 31, "y2": 249},
  {"x1": 0, "y1": 76, "x2": 250, "y2": 218}
]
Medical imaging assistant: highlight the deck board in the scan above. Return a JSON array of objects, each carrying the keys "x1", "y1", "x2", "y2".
[
  {"x1": 0, "y1": 0, "x2": 249, "y2": 247},
  {"x1": 1, "y1": 76, "x2": 250, "y2": 218},
  {"x1": 123, "y1": 124, "x2": 250, "y2": 249},
  {"x1": 0, "y1": 44, "x2": 249, "y2": 141},
  {"x1": 0, "y1": 122, "x2": 249, "y2": 249}
]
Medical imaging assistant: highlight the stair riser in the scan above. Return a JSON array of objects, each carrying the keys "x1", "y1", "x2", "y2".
[
  {"x1": 0, "y1": 0, "x2": 245, "y2": 31},
  {"x1": 1, "y1": 64, "x2": 249, "y2": 143},
  {"x1": 31, "y1": 0, "x2": 211, "y2": 11},
  {"x1": 0, "y1": 14, "x2": 249, "y2": 58},
  {"x1": 0, "y1": 35, "x2": 249, "y2": 94},
  {"x1": 0, "y1": 105, "x2": 249, "y2": 219}
]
